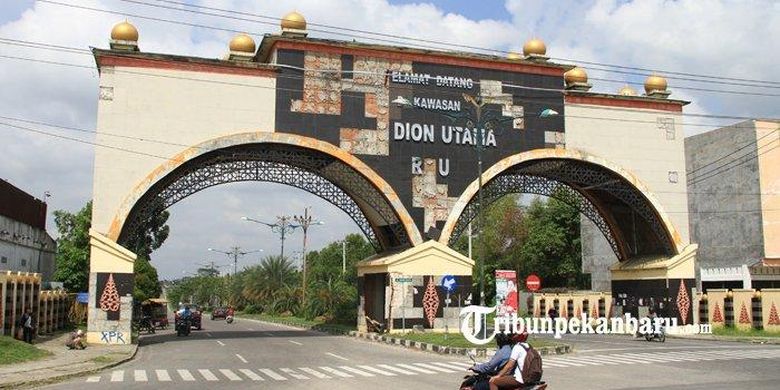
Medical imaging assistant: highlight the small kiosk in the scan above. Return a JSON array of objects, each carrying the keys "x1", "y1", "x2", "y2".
[{"x1": 356, "y1": 240, "x2": 474, "y2": 333}]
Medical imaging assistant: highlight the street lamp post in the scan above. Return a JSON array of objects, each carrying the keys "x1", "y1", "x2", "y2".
[
  {"x1": 241, "y1": 216, "x2": 297, "y2": 259},
  {"x1": 207, "y1": 247, "x2": 262, "y2": 275},
  {"x1": 293, "y1": 207, "x2": 324, "y2": 307},
  {"x1": 393, "y1": 94, "x2": 558, "y2": 307}
]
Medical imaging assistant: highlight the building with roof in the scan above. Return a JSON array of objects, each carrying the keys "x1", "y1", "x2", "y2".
[{"x1": 0, "y1": 179, "x2": 56, "y2": 281}]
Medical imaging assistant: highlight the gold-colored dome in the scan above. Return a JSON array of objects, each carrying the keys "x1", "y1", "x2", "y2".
[
  {"x1": 522, "y1": 38, "x2": 546, "y2": 56},
  {"x1": 507, "y1": 52, "x2": 523, "y2": 60},
  {"x1": 564, "y1": 67, "x2": 588, "y2": 85},
  {"x1": 281, "y1": 11, "x2": 307, "y2": 30},
  {"x1": 644, "y1": 74, "x2": 668, "y2": 93},
  {"x1": 618, "y1": 85, "x2": 637, "y2": 96},
  {"x1": 229, "y1": 34, "x2": 256, "y2": 53},
  {"x1": 111, "y1": 20, "x2": 138, "y2": 41}
]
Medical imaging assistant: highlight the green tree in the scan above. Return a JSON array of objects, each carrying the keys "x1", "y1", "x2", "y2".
[
  {"x1": 133, "y1": 256, "x2": 162, "y2": 302},
  {"x1": 52, "y1": 201, "x2": 170, "y2": 293},
  {"x1": 53, "y1": 201, "x2": 92, "y2": 292}
]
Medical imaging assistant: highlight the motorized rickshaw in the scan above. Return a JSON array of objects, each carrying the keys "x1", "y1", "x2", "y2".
[{"x1": 141, "y1": 298, "x2": 170, "y2": 329}]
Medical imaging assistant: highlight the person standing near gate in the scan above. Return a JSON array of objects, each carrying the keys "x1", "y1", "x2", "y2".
[{"x1": 20, "y1": 307, "x2": 34, "y2": 344}]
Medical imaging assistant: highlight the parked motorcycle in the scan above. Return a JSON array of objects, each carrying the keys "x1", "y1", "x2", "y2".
[
  {"x1": 138, "y1": 315, "x2": 156, "y2": 334},
  {"x1": 176, "y1": 318, "x2": 191, "y2": 336}
]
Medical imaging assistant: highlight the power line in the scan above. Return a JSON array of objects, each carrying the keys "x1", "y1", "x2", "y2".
[
  {"x1": 686, "y1": 126, "x2": 780, "y2": 178},
  {"x1": 688, "y1": 141, "x2": 779, "y2": 186},
  {"x1": 134, "y1": 0, "x2": 780, "y2": 87},
  {"x1": 37, "y1": 0, "x2": 780, "y2": 91}
]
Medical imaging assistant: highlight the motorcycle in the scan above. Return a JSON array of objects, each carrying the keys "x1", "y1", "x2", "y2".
[
  {"x1": 138, "y1": 315, "x2": 156, "y2": 334},
  {"x1": 226, "y1": 315, "x2": 234, "y2": 324},
  {"x1": 176, "y1": 318, "x2": 191, "y2": 337},
  {"x1": 459, "y1": 352, "x2": 547, "y2": 390},
  {"x1": 645, "y1": 325, "x2": 666, "y2": 342}
]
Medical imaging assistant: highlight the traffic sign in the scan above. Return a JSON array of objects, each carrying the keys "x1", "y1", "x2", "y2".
[
  {"x1": 526, "y1": 274, "x2": 541, "y2": 292},
  {"x1": 441, "y1": 275, "x2": 456, "y2": 292}
]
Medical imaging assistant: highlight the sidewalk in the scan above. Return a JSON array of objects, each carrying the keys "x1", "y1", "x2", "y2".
[{"x1": 0, "y1": 333, "x2": 137, "y2": 389}]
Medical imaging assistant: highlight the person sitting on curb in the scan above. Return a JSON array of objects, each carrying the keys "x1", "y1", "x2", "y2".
[{"x1": 66, "y1": 329, "x2": 87, "y2": 350}]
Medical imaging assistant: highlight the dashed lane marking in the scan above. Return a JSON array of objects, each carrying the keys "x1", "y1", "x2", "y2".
[
  {"x1": 177, "y1": 369, "x2": 195, "y2": 381},
  {"x1": 239, "y1": 368, "x2": 263, "y2": 381},
  {"x1": 219, "y1": 369, "x2": 242, "y2": 381},
  {"x1": 236, "y1": 354, "x2": 248, "y2": 363},
  {"x1": 155, "y1": 369, "x2": 171, "y2": 381},
  {"x1": 198, "y1": 369, "x2": 219, "y2": 381},
  {"x1": 289, "y1": 340, "x2": 303, "y2": 345},
  {"x1": 299, "y1": 367, "x2": 331, "y2": 379},
  {"x1": 259, "y1": 368, "x2": 288, "y2": 381},
  {"x1": 326, "y1": 352, "x2": 349, "y2": 361},
  {"x1": 216, "y1": 340, "x2": 225, "y2": 346}
]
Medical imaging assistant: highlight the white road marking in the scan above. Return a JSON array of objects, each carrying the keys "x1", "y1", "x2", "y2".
[
  {"x1": 318, "y1": 366, "x2": 354, "y2": 378},
  {"x1": 155, "y1": 369, "x2": 172, "y2": 381},
  {"x1": 134, "y1": 370, "x2": 148, "y2": 382},
  {"x1": 177, "y1": 369, "x2": 196, "y2": 381},
  {"x1": 199, "y1": 369, "x2": 219, "y2": 381},
  {"x1": 357, "y1": 365, "x2": 396, "y2": 376},
  {"x1": 430, "y1": 361, "x2": 469, "y2": 370},
  {"x1": 86, "y1": 376, "x2": 100, "y2": 383},
  {"x1": 326, "y1": 352, "x2": 349, "y2": 361},
  {"x1": 446, "y1": 361, "x2": 473, "y2": 368},
  {"x1": 413, "y1": 362, "x2": 457, "y2": 372},
  {"x1": 110, "y1": 370, "x2": 124, "y2": 382},
  {"x1": 259, "y1": 368, "x2": 288, "y2": 381},
  {"x1": 236, "y1": 354, "x2": 248, "y2": 363},
  {"x1": 220, "y1": 369, "x2": 242, "y2": 381},
  {"x1": 338, "y1": 366, "x2": 375, "y2": 377},
  {"x1": 239, "y1": 368, "x2": 264, "y2": 381},
  {"x1": 206, "y1": 332, "x2": 213, "y2": 337},
  {"x1": 299, "y1": 367, "x2": 331, "y2": 379},
  {"x1": 576, "y1": 355, "x2": 621, "y2": 365},
  {"x1": 280, "y1": 368, "x2": 310, "y2": 379},
  {"x1": 216, "y1": 340, "x2": 225, "y2": 346},
  {"x1": 376, "y1": 364, "x2": 417, "y2": 375},
  {"x1": 395, "y1": 363, "x2": 436, "y2": 374},
  {"x1": 289, "y1": 340, "x2": 303, "y2": 345}
]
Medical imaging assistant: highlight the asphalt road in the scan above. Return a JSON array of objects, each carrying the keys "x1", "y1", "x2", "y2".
[{"x1": 42, "y1": 318, "x2": 780, "y2": 389}]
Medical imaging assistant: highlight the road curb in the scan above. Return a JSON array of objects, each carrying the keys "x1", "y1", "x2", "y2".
[
  {"x1": 238, "y1": 316, "x2": 571, "y2": 358},
  {"x1": 0, "y1": 344, "x2": 139, "y2": 389},
  {"x1": 666, "y1": 334, "x2": 780, "y2": 345}
]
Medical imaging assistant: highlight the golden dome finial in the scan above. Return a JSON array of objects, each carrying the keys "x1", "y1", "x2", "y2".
[
  {"x1": 564, "y1": 67, "x2": 588, "y2": 86},
  {"x1": 281, "y1": 11, "x2": 307, "y2": 31},
  {"x1": 618, "y1": 85, "x2": 637, "y2": 96},
  {"x1": 522, "y1": 38, "x2": 546, "y2": 56},
  {"x1": 111, "y1": 20, "x2": 138, "y2": 42},
  {"x1": 644, "y1": 73, "x2": 668, "y2": 94},
  {"x1": 229, "y1": 33, "x2": 256, "y2": 53}
]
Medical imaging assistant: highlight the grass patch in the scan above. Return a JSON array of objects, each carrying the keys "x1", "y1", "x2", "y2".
[
  {"x1": 0, "y1": 336, "x2": 51, "y2": 365},
  {"x1": 712, "y1": 326, "x2": 780, "y2": 338},
  {"x1": 392, "y1": 332, "x2": 560, "y2": 349}
]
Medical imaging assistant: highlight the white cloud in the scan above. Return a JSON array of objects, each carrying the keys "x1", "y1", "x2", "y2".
[{"x1": 0, "y1": 0, "x2": 777, "y2": 278}]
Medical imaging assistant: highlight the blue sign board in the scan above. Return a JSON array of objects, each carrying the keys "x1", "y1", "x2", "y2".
[
  {"x1": 440, "y1": 275, "x2": 456, "y2": 293},
  {"x1": 76, "y1": 292, "x2": 89, "y2": 304}
]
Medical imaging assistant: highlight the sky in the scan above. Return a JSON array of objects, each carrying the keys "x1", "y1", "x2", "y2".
[{"x1": 0, "y1": 0, "x2": 777, "y2": 280}]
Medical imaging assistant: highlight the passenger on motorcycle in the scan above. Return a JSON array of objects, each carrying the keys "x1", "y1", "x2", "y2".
[
  {"x1": 179, "y1": 305, "x2": 192, "y2": 319},
  {"x1": 489, "y1": 331, "x2": 531, "y2": 390},
  {"x1": 468, "y1": 333, "x2": 514, "y2": 390}
]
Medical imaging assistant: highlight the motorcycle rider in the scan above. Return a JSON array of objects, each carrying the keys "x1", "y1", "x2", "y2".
[
  {"x1": 178, "y1": 305, "x2": 192, "y2": 327},
  {"x1": 469, "y1": 333, "x2": 514, "y2": 390},
  {"x1": 488, "y1": 331, "x2": 531, "y2": 390}
]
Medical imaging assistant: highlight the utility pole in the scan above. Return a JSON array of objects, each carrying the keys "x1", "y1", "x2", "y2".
[
  {"x1": 242, "y1": 216, "x2": 297, "y2": 259},
  {"x1": 293, "y1": 207, "x2": 324, "y2": 306},
  {"x1": 207, "y1": 247, "x2": 261, "y2": 275},
  {"x1": 342, "y1": 240, "x2": 347, "y2": 275}
]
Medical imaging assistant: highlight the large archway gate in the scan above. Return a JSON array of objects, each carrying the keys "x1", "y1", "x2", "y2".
[{"x1": 87, "y1": 26, "x2": 695, "y2": 342}]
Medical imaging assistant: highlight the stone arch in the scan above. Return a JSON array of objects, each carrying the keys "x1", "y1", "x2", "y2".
[
  {"x1": 107, "y1": 132, "x2": 423, "y2": 252},
  {"x1": 439, "y1": 148, "x2": 683, "y2": 261}
]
